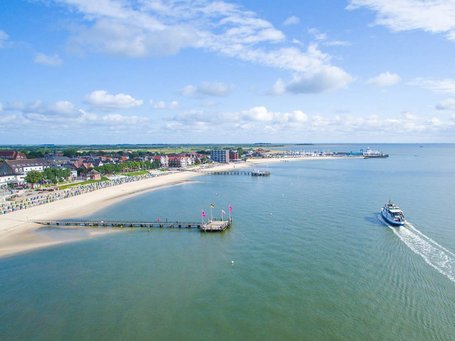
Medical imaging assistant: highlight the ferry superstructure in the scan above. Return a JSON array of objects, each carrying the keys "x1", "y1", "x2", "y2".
[{"x1": 363, "y1": 148, "x2": 389, "y2": 158}]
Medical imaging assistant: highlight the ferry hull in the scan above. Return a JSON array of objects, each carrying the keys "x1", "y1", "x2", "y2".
[
  {"x1": 381, "y1": 209, "x2": 405, "y2": 226},
  {"x1": 364, "y1": 154, "x2": 389, "y2": 159}
]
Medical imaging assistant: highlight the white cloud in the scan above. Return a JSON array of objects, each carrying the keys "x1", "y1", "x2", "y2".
[
  {"x1": 308, "y1": 28, "x2": 327, "y2": 41},
  {"x1": 271, "y1": 66, "x2": 352, "y2": 94},
  {"x1": 367, "y1": 72, "x2": 401, "y2": 86},
  {"x1": 86, "y1": 90, "x2": 143, "y2": 110},
  {"x1": 56, "y1": 0, "x2": 351, "y2": 93},
  {"x1": 308, "y1": 28, "x2": 351, "y2": 47},
  {"x1": 348, "y1": 0, "x2": 455, "y2": 41},
  {"x1": 242, "y1": 106, "x2": 275, "y2": 122},
  {"x1": 2, "y1": 100, "x2": 78, "y2": 116},
  {"x1": 411, "y1": 78, "x2": 455, "y2": 94},
  {"x1": 34, "y1": 53, "x2": 63, "y2": 66},
  {"x1": 270, "y1": 79, "x2": 286, "y2": 95},
  {"x1": 0, "y1": 100, "x2": 149, "y2": 133},
  {"x1": 167, "y1": 106, "x2": 311, "y2": 134},
  {"x1": 100, "y1": 113, "x2": 148, "y2": 125},
  {"x1": 429, "y1": 117, "x2": 442, "y2": 127},
  {"x1": 62, "y1": 0, "x2": 284, "y2": 56},
  {"x1": 2, "y1": 99, "x2": 455, "y2": 141},
  {"x1": 0, "y1": 30, "x2": 8, "y2": 48},
  {"x1": 75, "y1": 110, "x2": 149, "y2": 126},
  {"x1": 283, "y1": 16, "x2": 300, "y2": 26},
  {"x1": 169, "y1": 100, "x2": 179, "y2": 109},
  {"x1": 436, "y1": 98, "x2": 455, "y2": 110},
  {"x1": 182, "y1": 82, "x2": 233, "y2": 97},
  {"x1": 0, "y1": 114, "x2": 18, "y2": 124},
  {"x1": 287, "y1": 67, "x2": 352, "y2": 93},
  {"x1": 323, "y1": 40, "x2": 351, "y2": 47},
  {"x1": 167, "y1": 105, "x2": 455, "y2": 137},
  {"x1": 150, "y1": 99, "x2": 179, "y2": 109},
  {"x1": 50, "y1": 100, "x2": 76, "y2": 114},
  {"x1": 151, "y1": 100, "x2": 166, "y2": 109}
]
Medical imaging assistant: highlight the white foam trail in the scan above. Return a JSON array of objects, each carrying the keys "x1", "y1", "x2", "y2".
[
  {"x1": 378, "y1": 215, "x2": 455, "y2": 283},
  {"x1": 405, "y1": 222, "x2": 455, "y2": 258}
]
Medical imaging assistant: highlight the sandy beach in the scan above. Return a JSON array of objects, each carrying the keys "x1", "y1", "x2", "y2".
[{"x1": 0, "y1": 156, "x2": 348, "y2": 258}]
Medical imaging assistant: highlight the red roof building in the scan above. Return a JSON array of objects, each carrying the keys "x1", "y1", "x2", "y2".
[{"x1": 0, "y1": 150, "x2": 27, "y2": 160}]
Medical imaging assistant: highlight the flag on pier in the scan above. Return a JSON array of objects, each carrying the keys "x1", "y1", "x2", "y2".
[
  {"x1": 228, "y1": 203, "x2": 233, "y2": 221},
  {"x1": 221, "y1": 209, "x2": 226, "y2": 215},
  {"x1": 201, "y1": 210, "x2": 206, "y2": 218},
  {"x1": 210, "y1": 203, "x2": 215, "y2": 208}
]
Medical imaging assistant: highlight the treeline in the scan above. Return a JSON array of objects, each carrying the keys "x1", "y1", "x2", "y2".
[
  {"x1": 25, "y1": 168, "x2": 71, "y2": 185},
  {"x1": 92, "y1": 160, "x2": 161, "y2": 174}
]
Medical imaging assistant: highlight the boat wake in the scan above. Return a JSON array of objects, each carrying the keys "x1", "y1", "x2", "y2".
[{"x1": 379, "y1": 215, "x2": 455, "y2": 283}]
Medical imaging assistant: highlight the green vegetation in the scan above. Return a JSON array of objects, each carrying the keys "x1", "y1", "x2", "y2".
[
  {"x1": 94, "y1": 160, "x2": 160, "y2": 175},
  {"x1": 24, "y1": 168, "x2": 71, "y2": 186},
  {"x1": 58, "y1": 177, "x2": 108, "y2": 190},
  {"x1": 121, "y1": 170, "x2": 149, "y2": 176},
  {"x1": 24, "y1": 170, "x2": 44, "y2": 186},
  {"x1": 62, "y1": 148, "x2": 79, "y2": 157},
  {"x1": 23, "y1": 149, "x2": 48, "y2": 159},
  {"x1": 43, "y1": 168, "x2": 71, "y2": 184}
]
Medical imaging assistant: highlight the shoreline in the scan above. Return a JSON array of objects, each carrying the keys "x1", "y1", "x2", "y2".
[{"x1": 0, "y1": 156, "x2": 353, "y2": 258}]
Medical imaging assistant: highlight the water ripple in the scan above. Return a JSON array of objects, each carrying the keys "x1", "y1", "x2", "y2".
[{"x1": 380, "y1": 215, "x2": 455, "y2": 283}]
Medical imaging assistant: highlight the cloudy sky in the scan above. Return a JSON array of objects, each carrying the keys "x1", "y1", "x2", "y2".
[{"x1": 1, "y1": 0, "x2": 455, "y2": 144}]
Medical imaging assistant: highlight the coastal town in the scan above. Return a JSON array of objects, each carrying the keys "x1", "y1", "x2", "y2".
[
  {"x1": 0, "y1": 145, "x2": 369, "y2": 216},
  {"x1": 0, "y1": 146, "x2": 373, "y2": 187}
]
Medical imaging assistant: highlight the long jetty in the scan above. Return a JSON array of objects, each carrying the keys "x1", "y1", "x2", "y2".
[
  {"x1": 207, "y1": 170, "x2": 270, "y2": 176},
  {"x1": 34, "y1": 219, "x2": 231, "y2": 232}
]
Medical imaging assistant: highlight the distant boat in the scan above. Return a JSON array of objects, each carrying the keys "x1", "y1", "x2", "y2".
[
  {"x1": 363, "y1": 148, "x2": 389, "y2": 158},
  {"x1": 381, "y1": 201, "x2": 405, "y2": 226}
]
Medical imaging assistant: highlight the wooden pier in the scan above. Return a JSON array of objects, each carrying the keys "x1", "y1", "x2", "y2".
[
  {"x1": 207, "y1": 170, "x2": 270, "y2": 176},
  {"x1": 34, "y1": 219, "x2": 232, "y2": 232}
]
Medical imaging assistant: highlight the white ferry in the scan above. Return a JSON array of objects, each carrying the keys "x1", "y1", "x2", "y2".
[
  {"x1": 381, "y1": 201, "x2": 405, "y2": 226},
  {"x1": 363, "y1": 148, "x2": 389, "y2": 158}
]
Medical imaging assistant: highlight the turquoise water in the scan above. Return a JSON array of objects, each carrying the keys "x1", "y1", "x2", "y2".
[{"x1": 1, "y1": 144, "x2": 455, "y2": 340}]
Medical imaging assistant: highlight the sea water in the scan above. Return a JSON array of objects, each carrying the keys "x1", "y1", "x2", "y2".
[{"x1": 1, "y1": 144, "x2": 455, "y2": 340}]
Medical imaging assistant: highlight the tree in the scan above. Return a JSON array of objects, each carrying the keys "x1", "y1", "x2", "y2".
[
  {"x1": 151, "y1": 160, "x2": 160, "y2": 169},
  {"x1": 26, "y1": 149, "x2": 46, "y2": 159},
  {"x1": 43, "y1": 167, "x2": 71, "y2": 184},
  {"x1": 25, "y1": 170, "x2": 44, "y2": 187},
  {"x1": 63, "y1": 148, "x2": 79, "y2": 158}
]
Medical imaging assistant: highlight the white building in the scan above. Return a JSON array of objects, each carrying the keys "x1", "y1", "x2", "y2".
[{"x1": 0, "y1": 159, "x2": 49, "y2": 184}]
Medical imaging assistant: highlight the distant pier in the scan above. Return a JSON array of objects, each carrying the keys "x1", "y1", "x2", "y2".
[
  {"x1": 35, "y1": 219, "x2": 231, "y2": 232},
  {"x1": 207, "y1": 170, "x2": 270, "y2": 176}
]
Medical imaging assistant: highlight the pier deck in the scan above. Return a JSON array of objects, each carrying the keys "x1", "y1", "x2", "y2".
[
  {"x1": 206, "y1": 170, "x2": 270, "y2": 176},
  {"x1": 34, "y1": 219, "x2": 231, "y2": 232},
  {"x1": 200, "y1": 220, "x2": 231, "y2": 232}
]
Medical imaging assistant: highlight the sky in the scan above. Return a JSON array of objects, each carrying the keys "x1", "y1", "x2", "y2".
[{"x1": 1, "y1": 0, "x2": 455, "y2": 144}]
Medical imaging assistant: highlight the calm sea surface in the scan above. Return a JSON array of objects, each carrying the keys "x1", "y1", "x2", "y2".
[{"x1": 1, "y1": 144, "x2": 455, "y2": 340}]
